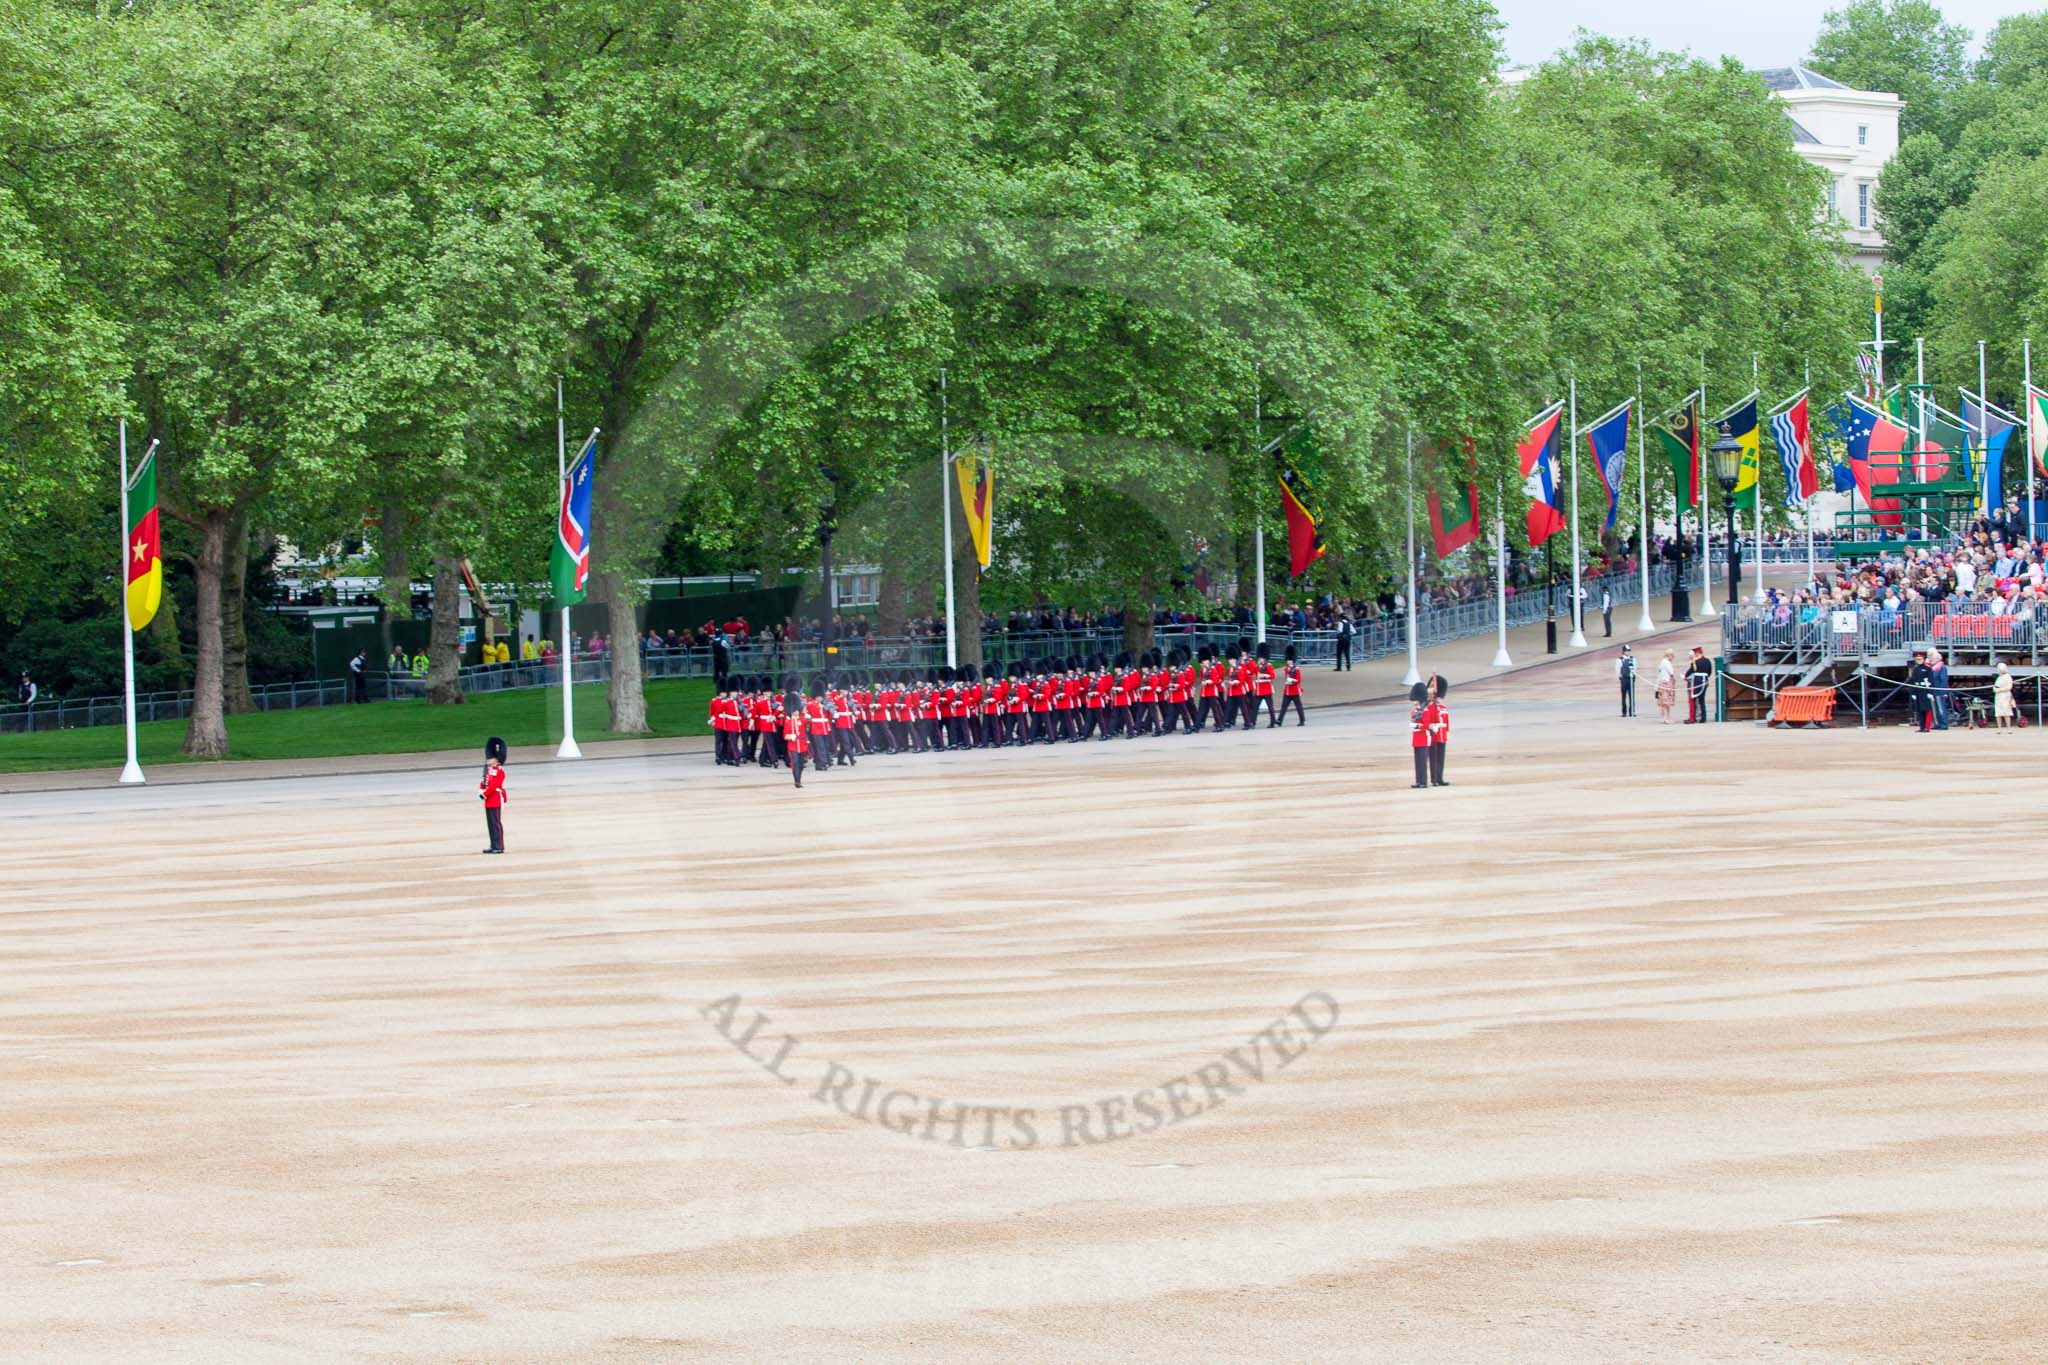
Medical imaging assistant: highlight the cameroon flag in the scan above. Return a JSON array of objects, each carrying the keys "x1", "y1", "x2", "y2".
[{"x1": 125, "y1": 448, "x2": 163, "y2": 631}]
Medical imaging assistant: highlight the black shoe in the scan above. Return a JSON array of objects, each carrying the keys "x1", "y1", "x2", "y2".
[{"x1": 1410, "y1": 783, "x2": 1427, "y2": 789}]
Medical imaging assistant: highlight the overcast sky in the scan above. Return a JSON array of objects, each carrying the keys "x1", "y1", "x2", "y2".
[{"x1": 1494, "y1": 0, "x2": 2027, "y2": 71}]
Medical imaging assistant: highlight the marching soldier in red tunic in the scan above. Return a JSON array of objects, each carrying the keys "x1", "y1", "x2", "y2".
[
  {"x1": 782, "y1": 687, "x2": 810, "y2": 788},
  {"x1": 1274, "y1": 646, "x2": 1305, "y2": 727},
  {"x1": 1252, "y1": 643, "x2": 1276, "y2": 727},
  {"x1": 478, "y1": 750, "x2": 508, "y2": 853}
]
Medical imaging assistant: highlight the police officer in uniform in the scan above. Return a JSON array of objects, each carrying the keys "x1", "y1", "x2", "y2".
[{"x1": 1616, "y1": 643, "x2": 1636, "y2": 717}]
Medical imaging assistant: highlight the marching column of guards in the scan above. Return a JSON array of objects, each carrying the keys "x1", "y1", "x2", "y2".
[{"x1": 707, "y1": 642, "x2": 1306, "y2": 779}]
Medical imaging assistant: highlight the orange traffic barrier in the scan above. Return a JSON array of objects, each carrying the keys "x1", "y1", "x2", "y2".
[{"x1": 1772, "y1": 686, "x2": 1836, "y2": 726}]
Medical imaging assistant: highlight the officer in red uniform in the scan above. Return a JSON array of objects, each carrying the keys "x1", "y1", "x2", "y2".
[
  {"x1": 479, "y1": 753, "x2": 508, "y2": 852},
  {"x1": 782, "y1": 687, "x2": 810, "y2": 788},
  {"x1": 1274, "y1": 646, "x2": 1305, "y2": 727}
]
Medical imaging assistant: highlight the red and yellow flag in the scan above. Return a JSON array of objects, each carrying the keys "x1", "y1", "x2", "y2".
[
  {"x1": 955, "y1": 454, "x2": 992, "y2": 570},
  {"x1": 125, "y1": 449, "x2": 162, "y2": 631}
]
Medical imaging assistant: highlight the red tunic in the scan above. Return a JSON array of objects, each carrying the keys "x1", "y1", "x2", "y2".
[
  {"x1": 1410, "y1": 703, "x2": 1431, "y2": 749},
  {"x1": 1283, "y1": 665, "x2": 1302, "y2": 697},
  {"x1": 479, "y1": 767, "x2": 507, "y2": 808},
  {"x1": 783, "y1": 714, "x2": 809, "y2": 755},
  {"x1": 1255, "y1": 662, "x2": 1275, "y2": 697}
]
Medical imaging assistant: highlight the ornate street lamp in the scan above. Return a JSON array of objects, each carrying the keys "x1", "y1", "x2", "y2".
[{"x1": 1711, "y1": 425, "x2": 1743, "y2": 607}]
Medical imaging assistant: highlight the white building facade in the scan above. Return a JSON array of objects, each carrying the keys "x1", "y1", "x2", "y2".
[{"x1": 1758, "y1": 66, "x2": 1901, "y2": 274}]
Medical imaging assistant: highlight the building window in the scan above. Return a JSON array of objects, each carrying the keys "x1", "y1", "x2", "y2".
[
  {"x1": 1857, "y1": 124, "x2": 1869, "y2": 146},
  {"x1": 1857, "y1": 182, "x2": 1870, "y2": 228},
  {"x1": 1827, "y1": 179, "x2": 1838, "y2": 218}
]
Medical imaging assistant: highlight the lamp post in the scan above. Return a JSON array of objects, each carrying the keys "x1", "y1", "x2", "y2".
[
  {"x1": 1711, "y1": 426, "x2": 1742, "y2": 608},
  {"x1": 819, "y1": 465, "x2": 840, "y2": 681}
]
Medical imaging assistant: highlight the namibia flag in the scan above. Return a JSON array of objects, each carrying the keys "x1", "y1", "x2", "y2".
[{"x1": 125, "y1": 448, "x2": 163, "y2": 631}]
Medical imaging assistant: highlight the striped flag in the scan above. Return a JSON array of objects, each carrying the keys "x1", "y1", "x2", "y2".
[{"x1": 1768, "y1": 391, "x2": 1818, "y2": 506}]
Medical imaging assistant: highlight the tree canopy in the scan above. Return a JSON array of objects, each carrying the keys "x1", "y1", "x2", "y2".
[{"x1": 2, "y1": 0, "x2": 1867, "y2": 740}]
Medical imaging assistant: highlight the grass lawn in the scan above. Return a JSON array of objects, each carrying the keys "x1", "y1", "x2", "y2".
[{"x1": 0, "y1": 679, "x2": 712, "y2": 774}]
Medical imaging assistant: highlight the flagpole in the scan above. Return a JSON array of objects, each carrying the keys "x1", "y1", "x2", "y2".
[
  {"x1": 1752, "y1": 353, "x2": 1761, "y2": 587},
  {"x1": 1493, "y1": 478, "x2": 1512, "y2": 667},
  {"x1": 117, "y1": 420, "x2": 144, "y2": 786},
  {"x1": 1567, "y1": 373, "x2": 1586, "y2": 647},
  {"x1": 1255, "y1": 364, "x2": 1267, "y2": 648},
  {"x1": 1979, "y1": 340, "x2": 1990, "y2": 516},
  {"x1": 556, "y1": 377, "x2": 581, "y2": 760},
  {"x1": 1806, "y1": 357, "x2": 1816, "y2": 589},
  {"x1": 1916, "y1": 336, "x2": 1927, "y2": 538},
  {"x1": 1402, "y1": 428, "x2": 1420, "y2": 686},
  {"x1": 2029, "y1": 337, "x2": 2037, "y2": 545},
  {"x1": 1635, "y1": 362, "x2": 1653, "y2": 630},
  {"x1": 940, "y1": 367, "x2": 957, "y2": 671},
  {"x1": 1699, "y1": 354, "x2": 1716, "y2": 618}
]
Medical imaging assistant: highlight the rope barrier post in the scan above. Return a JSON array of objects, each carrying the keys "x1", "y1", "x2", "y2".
[{"x1": 1860, "y1": 668, "x2": 1867, "y2": 730}]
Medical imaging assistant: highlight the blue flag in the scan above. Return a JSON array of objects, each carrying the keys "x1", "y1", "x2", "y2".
[
  {"x1": 1583, "y1": 403, "x2": 1630, "y2": 532},
  {"x1": 1820, "y1": 403, "x2": 1857, "y2": 492}
]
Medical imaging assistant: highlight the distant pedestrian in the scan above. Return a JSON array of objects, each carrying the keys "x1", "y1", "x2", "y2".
[
  {"x1": 1995, "y1": 662, "x2": 2015, "y2": 732},
  {"x1": 349, "y1": 650, "x2": 368, "y2": 703},
  {"x1": 1333, "y1": 615, "x2": 1353, "y2": 671},
  {"x1": 1601, "y1": 588, "x2": 1613, "y2": 638},
  {"x1": 15, "y1": 671, "x2": 36, "y2": 733},
  {"x1": 1654, "y1": 649, "x2": 1676, "y2": 724}
]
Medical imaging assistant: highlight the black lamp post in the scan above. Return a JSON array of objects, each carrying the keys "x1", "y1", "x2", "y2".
[
  {"x1": 1710, "y1": 425, "x2": 1743, "y2": 608},
  {"x1": 819, "y1": 466, "x2": 840, "y2": 681}
]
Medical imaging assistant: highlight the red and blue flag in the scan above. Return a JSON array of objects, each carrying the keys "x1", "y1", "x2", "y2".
[{"x1": 1518, "y1": 402, "x2": 1567, "y2": 547}]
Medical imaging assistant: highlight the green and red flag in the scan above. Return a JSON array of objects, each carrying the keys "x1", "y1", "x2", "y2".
[
  {"x1": 1425, "y1": 438, "x2": 1481, "y2": 557},
  {"x1": 125, "y1": 446, "x2": 163, "y2": 631}
]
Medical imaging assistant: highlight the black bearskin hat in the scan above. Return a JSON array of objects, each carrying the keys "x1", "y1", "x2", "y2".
[
  {"x1": 484, "y1": 736, "x2": 508, "y2": 762},
  {"x1": 1284, "y1": 645, "x2": 1297, "y2": 663},
  {"x1": 808, "y1": 676, "x2": 825, "y2": 697},
  {"x1": 1256, "y1": 641, "x2": 1270, "y2": 661}
]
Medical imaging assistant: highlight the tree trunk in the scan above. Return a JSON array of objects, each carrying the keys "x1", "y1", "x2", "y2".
[
  {"x1": 182, "y1": 509, "x2": 231, "y2": 756},
  {"x1": 425, "y1": 556, "x2": 465, "y2": 704},
  {"x1": 602, "y1": 571, "x2": 649, "y2": 733},
  {"x1": 378, "y1": 499, "x2": 409, "y2": 665},
  {"x1": 876, "y1": 563, "x2": 908, "y2": 637},
  {"x1": 221, "y1": 509, "x2": 253, "y2": 714},
  {"x1": 952, "y1": 526, "x2": 983, "y2": 668},
  {"x1": 1122, "y1": 572, "x2": 1156, "y2": 658}
]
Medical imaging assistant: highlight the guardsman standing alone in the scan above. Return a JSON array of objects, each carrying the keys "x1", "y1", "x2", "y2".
[
  {"x1": 1425, "y1": 682, "x2": 1450, "y2": 787},
  {"x1": 478, "y1": 754, "x2": 507, "y2": 854},
  {"x1": 1408, "y1": 684, "x2": 1431, "y2": 789}
]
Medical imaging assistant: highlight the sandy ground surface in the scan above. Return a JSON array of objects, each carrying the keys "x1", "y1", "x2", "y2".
[{"x1": 8, "y1": 624, "x2": 2047, "y2": 1362}]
